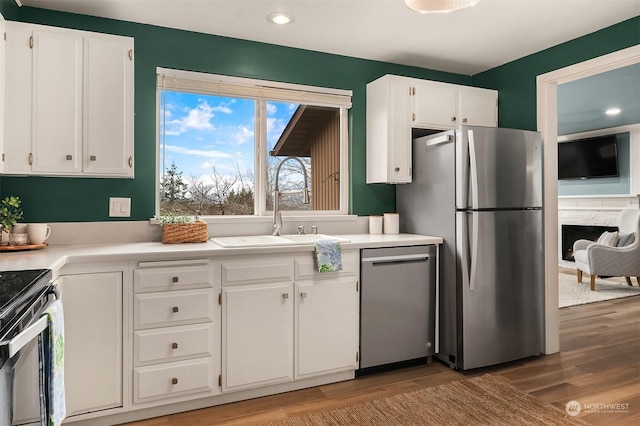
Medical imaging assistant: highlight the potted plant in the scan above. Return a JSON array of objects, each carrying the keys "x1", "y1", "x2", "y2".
[
  {"x1": 158, "y1": 214, "x2": 208, "y2": 244},
  {"x1": 0, "y1": 196, "x2": 24, "y2": 245}
]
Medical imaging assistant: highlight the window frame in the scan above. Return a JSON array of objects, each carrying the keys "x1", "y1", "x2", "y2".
[{"x1": 155, "y1": 67, "x2": 352, "y2": 219}]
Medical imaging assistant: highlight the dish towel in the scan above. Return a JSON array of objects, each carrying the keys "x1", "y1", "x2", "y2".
[
  {"x1": 41, "y1": 299, "x2": 66, "y2": 426},
  {"x1": 314, "y1": 239, "x2": 343, "y2": 272}
]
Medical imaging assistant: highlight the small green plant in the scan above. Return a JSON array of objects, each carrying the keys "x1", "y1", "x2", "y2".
[
  {"x1": 157, "y1": 213, "x2": 196, "y2": 225},
  {"x1": 0, "y1": 196, "x2": 23, "y2": 233}
]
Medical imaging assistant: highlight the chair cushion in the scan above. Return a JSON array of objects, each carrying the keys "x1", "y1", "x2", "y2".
[
  {"x1": 617, "y1": 232, "x2": 636, "y2": 247},
  {"x1": 573, "y1": 249, "x2": 588, "y2": 264},
  {"x1": 597, "y1": 231, "x2": 619, "y2": 247}
]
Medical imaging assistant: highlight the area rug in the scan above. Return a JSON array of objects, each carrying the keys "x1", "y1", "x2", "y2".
[
  {"x1": 266, "y1": 374, "x2": 590, "y2": 426},
  {"x1": 559, "y1": 272, "x2": 640, "y2": 308}
]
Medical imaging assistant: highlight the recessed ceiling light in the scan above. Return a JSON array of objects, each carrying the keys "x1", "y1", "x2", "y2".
[
  {"x1": 405, "y1": 0, "x2": 480, "y2": 14},
  {"x1": 605, "y1": 107, "x2": 621, "y2": 116},
  {"x1": 267, "y1": 12, "x2": 295, "y2": 25}
]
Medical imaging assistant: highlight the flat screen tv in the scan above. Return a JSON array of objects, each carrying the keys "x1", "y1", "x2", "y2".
[{"x1": 558, "y1": 134, "x2": 619, "y2": 180}]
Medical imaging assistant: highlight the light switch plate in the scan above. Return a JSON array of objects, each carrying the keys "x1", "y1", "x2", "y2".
[{"x1": 109, "y1": 197, "x2": 131, "y2": 217}]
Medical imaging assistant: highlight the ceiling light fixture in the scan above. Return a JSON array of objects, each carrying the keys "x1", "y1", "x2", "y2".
[
  {"x1": 267, "y1": 12, "x2": 295, "y2": 25},
  {"x1": 605, "y1": 107, "x2": 621, "y2": 116},
  {"x1": 405, "y1": 0, "x2": 480, "y2": 14}
]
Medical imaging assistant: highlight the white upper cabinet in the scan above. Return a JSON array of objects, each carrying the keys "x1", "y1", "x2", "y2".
[
  {"x1": 366, "y1": 75, "x2": 413, "y2": 184},
  {"x1": 366, "y1": 74, "x2": 498, "y2": 183},
  {"x1": 3, "y1": 21, "x2": 134, "y2": 177}
]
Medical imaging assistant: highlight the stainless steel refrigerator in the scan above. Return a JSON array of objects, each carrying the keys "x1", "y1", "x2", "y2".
[{"x1": 397, "y1": 125, "x2": 544, "y2": 370}]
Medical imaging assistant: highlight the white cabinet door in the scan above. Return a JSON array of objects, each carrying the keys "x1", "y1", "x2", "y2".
[
  {"x1": 83, "y1": 35, "x2": 134, "y2": 176},
  {"x1": 31, "y1": 29, "x2": 83, "y2": 174},
  {"x1": 60, "y1": 272, "x2": 123, "y2": 416},
  {"x1": 295, "y1": 279, "x2": 359, "y2": 379},
  {"x1": 412, "y1": 80, "x2": 458, "y2": 130},
  {"x1": 366, "y1": 75, "x2": 412, "y2": 183},
  {"x1": 4, "y1": 22, "x2": 35, "y2": 174},
  {"x1": 222, "y1": 282, "x2": 294, "y2": 392},
  {"x1": 458, "y1": 87, "x2": 498, "y2": 127}
]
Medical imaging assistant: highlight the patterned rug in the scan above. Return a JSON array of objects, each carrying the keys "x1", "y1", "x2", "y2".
[
  {"x1": 266, "y1": 375, "x2": 590, "y2": 426},
  {"x1": 559, "y1": 272, "x2": 640, "y2": 308}
]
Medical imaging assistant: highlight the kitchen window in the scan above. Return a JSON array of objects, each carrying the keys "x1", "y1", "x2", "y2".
[{"x1": 156, "y1": 68, "x2": 352, "y2": 218}]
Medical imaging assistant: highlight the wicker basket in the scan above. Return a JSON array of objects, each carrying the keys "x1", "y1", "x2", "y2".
[{"x1": 162, "y1": 220, "x2": 208, "y2": 244}]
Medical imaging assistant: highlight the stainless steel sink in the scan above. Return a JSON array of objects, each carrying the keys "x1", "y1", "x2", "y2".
[{"x1": 210, "y1": 234, "x2": 349, "y2": 248}]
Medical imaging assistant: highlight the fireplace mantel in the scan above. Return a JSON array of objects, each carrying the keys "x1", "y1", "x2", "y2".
[{"x1": 558, "y1": 194, "x2": 639, "y2": 210}]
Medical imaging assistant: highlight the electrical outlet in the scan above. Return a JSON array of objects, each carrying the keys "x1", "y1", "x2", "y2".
[{"x1": 109, "y1": 197, "x2": 131, "y2": 217}]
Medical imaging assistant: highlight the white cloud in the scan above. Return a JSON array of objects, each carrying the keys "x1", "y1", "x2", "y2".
[
  {"x1": 164, "y1": 144, "x2": 231, "y2": 159},
  {"x1": 266, "y1": 103, "x2": 278, "y2": 115},
  {"x1": 232, "y1": 126, "x2": 254, "y2": 146},
  {"x1": 165, "y1": 100, "x2": 215, "y2": 135}
]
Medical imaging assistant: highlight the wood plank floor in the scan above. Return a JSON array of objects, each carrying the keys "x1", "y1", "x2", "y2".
[{"x1": 124, "y1": 295, "x2": 640, "y2": 426}]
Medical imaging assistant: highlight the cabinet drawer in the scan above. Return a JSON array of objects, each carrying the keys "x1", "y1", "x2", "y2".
[
  {"x1": 295, "y1": 251, "x2": 358, "y2": 280},
  {"x1": 134, "y1": 323, "x2": 214, "y2": 366},
  {"x1": 134, "y1": 358, "x2": 215, "y2": 403},
  {"x1": 221, "y1": 256, "x2": 293, "y2": 286},
  {"x1": 134, "y1": 261, "x2": 213, "y2": 293},
  {"x1": 134, "y1": 289, "x2": 214, "y2": 329}
]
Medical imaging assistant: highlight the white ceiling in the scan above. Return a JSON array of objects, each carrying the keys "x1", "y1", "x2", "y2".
[{"x1": 16, "y1": 0, "x2": 640, "y2": 75}]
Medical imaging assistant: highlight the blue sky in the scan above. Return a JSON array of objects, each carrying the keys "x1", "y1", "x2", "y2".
[{"x1": 160, "y1": 91, "x2": 297, "y2": 188}]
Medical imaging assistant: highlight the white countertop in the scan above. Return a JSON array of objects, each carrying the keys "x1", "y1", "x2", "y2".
[{"x1": 0, "y1": 233, "x2": 442, "y2": 275}]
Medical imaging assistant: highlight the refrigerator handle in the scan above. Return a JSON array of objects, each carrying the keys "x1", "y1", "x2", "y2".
[
  {"x1": 468, "y1": 129, "x2": 479, "y2": 210},
  {"x1": 457, "y1": 212, "x2": 471, "y2": 292},
  {"x1": 469, "y1": 211, "x2": 478, "y2": 291}
]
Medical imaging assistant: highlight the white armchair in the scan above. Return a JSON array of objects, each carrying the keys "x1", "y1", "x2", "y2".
[{"x1": 572, "y1": 209, "x2": 640, "y2": 291}]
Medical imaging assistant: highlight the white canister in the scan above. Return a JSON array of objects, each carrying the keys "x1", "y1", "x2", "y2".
[
  {"x1": 369, "y1": 216, "x2": 383, "y2": 234},
  {"x1": 383, "y1": 213, "x2": 399, "y2": 235}
]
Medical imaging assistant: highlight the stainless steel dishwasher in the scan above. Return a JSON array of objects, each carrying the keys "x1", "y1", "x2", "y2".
[{"x1": 359, "y1": 245, "x2": 436, "y2": 370}]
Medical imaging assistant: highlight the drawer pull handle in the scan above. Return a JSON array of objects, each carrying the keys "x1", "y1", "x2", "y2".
[
  {"x1": 300, "y1": 292, "x2": 307, "y2": 298},
  {"x1": 171, "y1": 342, "x2": 178, "y2": 349},
  {"x1": 172, "y1": 276, "x2": 179, "y2": 283},
  {"x1": 66, "y1": 154, "x2": 73, "y2": 160},
  {"x1": 451, "y1": 116, "x2": 457, "y2": 122},
  {"x1": 172, "y1": 306, "x2": 179, "y2": 313},
  {"x1": 171, "y1": 378, "x2": 178, "y2": 385},
  {"x1": 282, "y1": 293, "x2": 289, "y2": 300},
  {"x1": 90, "y1": 155, "x2": 97, "y2": 161}
]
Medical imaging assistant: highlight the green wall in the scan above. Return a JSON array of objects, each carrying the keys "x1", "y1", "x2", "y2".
[
  {"x1": 0, "y1": 0, "x2": 471, "y2": 222},
  {"x1": 0, "y1": 0, "x2": 638, "y2": 223},
  {"x1": 472, "y1": 16, "x2": 640, "y2": 130}
]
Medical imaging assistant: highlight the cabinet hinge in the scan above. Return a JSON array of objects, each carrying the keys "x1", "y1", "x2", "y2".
[
  {"x1": 218, "y1": 374, "x2": 222, "y2": 387},
  {"x1": 218, "y1": 292, "x2": 222, "y2": 305},
  {"x1": 29, "y1": 35, "x2": 33, "y2": 49},
  {"x1": 128, "y1": 49, "x2": 133, "y2": 61},
  {"x1": 412, "y1": 112, "x2": 416, "y2": 122},
  {"x1": 356, "y1": 352, "x2": 359, "y2": 362},
  {"x1": 409, "y1": 167, "x2": 412, "y2": 177},
  {"x1": 1, "y1": 153, "x2": 4, "y2": 162},
  {"x1": 356, "y1": 281, "x2": 359, "y2": 292},
  {"x1": 3, "y1": 32, "x2": 6, "y2": 42},
  {"x1": 28, "y1": 153, "x2": 33, "y2": 165},
  {"x1": 128, "y1": 156, "x2": 133, "y2": 168}
]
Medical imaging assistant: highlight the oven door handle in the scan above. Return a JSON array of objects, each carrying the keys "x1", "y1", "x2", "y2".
[{"x1": 4, "y1": 315, "x2": 48, "y2": 358}]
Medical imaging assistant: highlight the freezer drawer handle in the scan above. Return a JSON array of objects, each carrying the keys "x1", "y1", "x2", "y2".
[
  {"x1": 362, "y1": 254, "x2": 430, "y2": 265},
  {"x1": 425, "y1": 134, "x2": 453, "y2": 147}
]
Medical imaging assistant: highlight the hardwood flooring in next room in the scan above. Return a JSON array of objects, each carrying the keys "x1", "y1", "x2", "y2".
[{"x1": 126, "y1": 297, "x2": 640, "y2": 426}]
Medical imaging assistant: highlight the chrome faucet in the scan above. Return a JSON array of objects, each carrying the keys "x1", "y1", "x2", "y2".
[{"x1": 272, "y1": 156, "x2": 310, "y2": 236}]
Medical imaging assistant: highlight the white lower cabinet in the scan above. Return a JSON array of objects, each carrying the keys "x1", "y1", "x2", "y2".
[
  {"x1": 132, "y1": 259, "x2": 220, "y2": 404},
  {"x1": 222, "y1": 282, "x2": 294, "y2": 392},
  {"x1": 60, "y1": 271, "x2": 123, "y2": 416},
  {"x1": 220, "y1": 251, "x2": 359, "y2": 393},
  {"x1": 296, "y1": 278, "x2": 359, "y2": 379}
]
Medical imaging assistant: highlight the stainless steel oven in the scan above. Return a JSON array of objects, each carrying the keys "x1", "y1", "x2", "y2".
[{"x1": 0, "y1": 269, "x2": 56, "y2": 426}]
